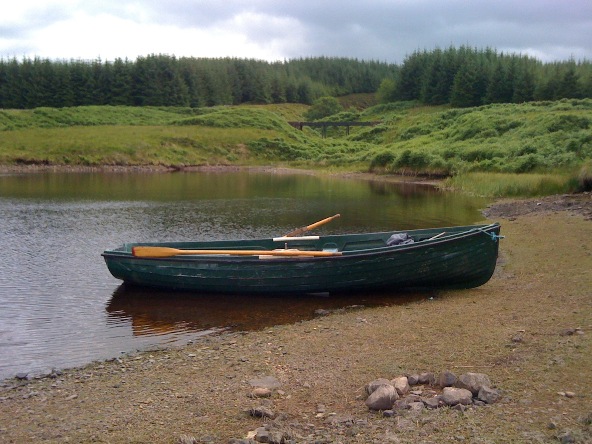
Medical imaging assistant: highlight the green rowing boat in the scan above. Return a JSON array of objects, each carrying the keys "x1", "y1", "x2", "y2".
[{"x1": 102, "y1": 223, "x2": 501, "y2": 294}]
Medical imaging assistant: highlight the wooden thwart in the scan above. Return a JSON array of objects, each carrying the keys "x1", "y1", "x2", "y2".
[{"x1": 132, "y1": 246, "x2": 342, "y2": 258}]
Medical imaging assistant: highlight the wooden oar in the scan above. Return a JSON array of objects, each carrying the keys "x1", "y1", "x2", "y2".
[
  {"x1": 283, "y1": 214, "x2": 340, "y2": 237},
  {"x1": 132, "y1": 246, "x2": 342, "y2": 258}
]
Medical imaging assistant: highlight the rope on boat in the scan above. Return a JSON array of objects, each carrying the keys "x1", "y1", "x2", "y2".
[{"x1": 475, "y1": 224, "x2": 505, "y2": 242}]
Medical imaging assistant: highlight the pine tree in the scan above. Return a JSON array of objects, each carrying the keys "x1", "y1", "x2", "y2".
[
  {"x1": 450, "y1": 59, "x2": 483, "y2": 108},
  {"x1": 395, "y1": 50, "x2": 428, "y2": 101},
  {"x1": 556, "y1": 63, "x2": 581, "y2": 99},
  {"x1": 512, "y1": 64, "x2": 535, "y2": 103}
]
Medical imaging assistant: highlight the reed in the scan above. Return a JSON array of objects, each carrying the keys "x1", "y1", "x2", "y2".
[{"x1": 444, "y1": 172, "x2": 576, "y2": 197}]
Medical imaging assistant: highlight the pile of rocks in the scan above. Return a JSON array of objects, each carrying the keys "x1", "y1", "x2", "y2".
[
  {"x1": 365, "y1": 370, "x2": 500, "y2": 413},
  {"x1": 217, "y1": 372, "x2": 501, "y2": 443}
]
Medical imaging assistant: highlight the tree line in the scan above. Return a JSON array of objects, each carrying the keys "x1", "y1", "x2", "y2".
[
  {"x1": 0, "y1": 55, "x2": 395, "y2": 109},
  {"x1": 378, "y1": 46, "x2": 592, "y2": 107},
  {"x1": 1, "y1": 48, "x2": 590, "y2": 111}
]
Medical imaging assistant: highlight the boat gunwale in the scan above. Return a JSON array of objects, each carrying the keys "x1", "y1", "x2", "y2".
[{"x1": 101, "y1": 223, "x2": 500, "y2": 263}]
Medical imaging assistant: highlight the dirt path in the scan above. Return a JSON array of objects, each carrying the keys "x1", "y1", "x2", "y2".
[{"x1": 0, "y1": 187, "x2": 591, "y2": 443}]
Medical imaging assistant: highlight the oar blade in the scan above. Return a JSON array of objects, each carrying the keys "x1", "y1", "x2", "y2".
[
  {"x1": 284, "y1": 213, "x2": 341, "y2": 237},
  {"x1": 132, "y1": 246, "x2": 181, "y2": 258}
]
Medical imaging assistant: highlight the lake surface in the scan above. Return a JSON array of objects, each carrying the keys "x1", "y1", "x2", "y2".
[{"x1": 0, "y1": 170, "x2": 491, "y2": 381}]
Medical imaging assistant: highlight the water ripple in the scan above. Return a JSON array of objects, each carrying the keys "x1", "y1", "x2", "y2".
[{"x1": 0, "y1": 172, "x2": 490, "y2": 380}]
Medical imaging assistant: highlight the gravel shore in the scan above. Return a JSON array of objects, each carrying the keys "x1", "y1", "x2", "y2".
[{"x1": 0, "y1": 186, "x2": 590, "y2": 443}]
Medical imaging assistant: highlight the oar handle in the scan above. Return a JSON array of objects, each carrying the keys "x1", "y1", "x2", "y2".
[
  {"x1": 132, "y1": 246, "x2": 342, "y2": 258},
  {"x1": 284, "y1": 214, "x2": 340, "y2": 237}
]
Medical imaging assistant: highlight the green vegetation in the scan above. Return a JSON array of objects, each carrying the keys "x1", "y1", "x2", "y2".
[
  {"x1": 3, "y1": 48, "x2": 591, "y2": 112},
  {"x1": 0, "y1": 56, "x2": 395, "y2": 109},
  {"x1": 443, "y1": 172, "x2": 575, "y2": 197},
  {"x1": 304, "y1": 96, "x2": 344, "y2": 120},
  {"x1": 0, "y1": 98, "x2": 591, "y2": 197},
  {"x1": 378, "y1": 46, "x2": 592, "y2": 107}
]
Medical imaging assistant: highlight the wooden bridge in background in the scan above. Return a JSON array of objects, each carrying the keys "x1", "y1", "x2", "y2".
[{"x1": 288, "y1": 121, "x2": 381, "y2": 138}]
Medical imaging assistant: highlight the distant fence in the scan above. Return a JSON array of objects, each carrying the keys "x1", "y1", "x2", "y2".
[{"x1": 288, "y1": 121, "x2": 381, "y2": 138}]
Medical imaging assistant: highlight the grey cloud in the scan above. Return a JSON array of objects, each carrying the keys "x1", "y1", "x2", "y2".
[{"x1": 1, "y1": 0, "x2": 591, "y2": 62}]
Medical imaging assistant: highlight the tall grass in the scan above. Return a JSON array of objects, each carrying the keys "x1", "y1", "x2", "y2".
[
  {"x1": 444, "y1": 172, "x2": 577, "y2": 197},
  {"x1": 0, "y1": 125, "x2": 280, "y2": 166},
  {"x1": 362, "y1": 98, "x2": 592, "y2": 176}
]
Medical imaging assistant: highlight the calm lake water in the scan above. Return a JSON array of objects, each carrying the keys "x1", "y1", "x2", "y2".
[{"x1": 0, "y1": 171, "x2": 491, "y2": 380}]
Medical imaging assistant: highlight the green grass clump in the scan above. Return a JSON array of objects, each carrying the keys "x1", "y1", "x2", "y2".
[
  {"x1": 444, "y1": 172, "x2": 576, "y2": 197},
  {"x1": 0, "y1": 125, "x2": 279, "y2": 166},
  {"x1": 359, "y1": 99, "x2": 592, "y2": 177},
  {"x1": 174, "y1": 107, "x2": 294, "y2": 131},
  {"x1": 0, "y1": 106, "x2": 198, "y2": 130}
]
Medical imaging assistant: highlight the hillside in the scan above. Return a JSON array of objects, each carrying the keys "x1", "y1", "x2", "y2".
[{"x1": 0, "y1": 98, "x2": 590, "y2": 195}]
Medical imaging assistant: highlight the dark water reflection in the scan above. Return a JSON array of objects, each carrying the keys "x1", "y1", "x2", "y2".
[
  {"x1": 107, "y1": 284, "x2": 430, "y2": 336},
  {"x1": 0, "y1": 171, "x2": 491, "y2": 380}
]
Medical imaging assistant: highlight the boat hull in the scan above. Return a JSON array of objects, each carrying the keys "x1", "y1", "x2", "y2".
[{"x1": 102, "y1": 224, "x2": 501, "y2": 294}]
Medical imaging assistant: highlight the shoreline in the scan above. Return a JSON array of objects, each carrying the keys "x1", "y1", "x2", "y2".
[
  {"x1": 1, "y1": 166, "x2": 591, "y2": 443},
  {"x1": 0, "y1": 163, "x2": 443, "y2": 185}
]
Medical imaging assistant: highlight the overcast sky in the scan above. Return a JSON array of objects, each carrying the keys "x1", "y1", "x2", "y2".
[{"x1": 1, "y1": 0, "x2": 591, "y2": 64}]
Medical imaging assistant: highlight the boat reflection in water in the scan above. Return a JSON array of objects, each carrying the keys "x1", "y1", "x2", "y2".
[{"x1": 106, "y1": 284, "x2": 430, "y2": 339}]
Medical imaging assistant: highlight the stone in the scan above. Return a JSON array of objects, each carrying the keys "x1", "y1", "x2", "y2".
[
  {"x1": 255, "y1": 428, "x2": 270, "y2": 443},
  {"x1": 478, "y1": 386, "x2": 501, "y2": 404},
  {"x1": 392, "y1": 376, "x2": 410, "y2": 396},
  {"x1": 454, "y1": 373, "x2": 492, "y2": 396},
  {"x1": 268, "y1": 430, "x2": 285, "y2": 444},
  {"x1": 249, "y1": 406, "x2": 275, "y2": 419},
  {"x1": 558, "y1": 431, "x2": 576, "y2": 443},
  {"x1": 15, "y1": 373, "x2": 28, "y2": 380},
  {"x1": 248, "y1": 376, "x2": 281, "y2": 390},
  {"x1": 418, "y1": 372, "x2": 436, "y2": 385},
  {"x1": 407, "y1": 374, "x2": 420, "y2": 385},
  {"x1": 365, "y1": 384, "x2": 398, "y2": 410},
  {"x1": 423, "y1": 396, "x2": 441, "y2": 409},
  {"x1": 314, "y1": 309, "x2": 331, "y2": 316},
  {"x1": 405, "y1": 394, "x2": 421, "y2": 403},
  {"x1": 366, "y1": 378, "x2": 392, "y2": 396},
  {"x1": 438, "y1": 371, "x2": 457, "y2": 388},
  {"x1": 382, "y1": 409, "x2": 396, "y2": 417},
  {"x1": 408, "y1": 401, "x2": 424, "y2": 413},
  {"x1": 441, "y1": 387, "x2": 473, "y2": 406},
  {"x1": 393, "y1": 399, "x2": 409, "y2": 410},
  {"x1": 250, "y1": 387, "x2": 272, "y2": 398},
  {"x1": 325, "y1": 414, "x2": 354, "y2": 426}
]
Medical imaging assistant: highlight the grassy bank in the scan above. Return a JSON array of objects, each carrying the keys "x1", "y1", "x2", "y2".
[{"x1": 1, "y1": 99, "x2": 591, "y2": 196}]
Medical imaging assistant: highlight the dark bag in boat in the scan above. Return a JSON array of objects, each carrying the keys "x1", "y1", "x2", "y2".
[{"x1": 386, "y1": 233, "x2": 415, "y2": 246}]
